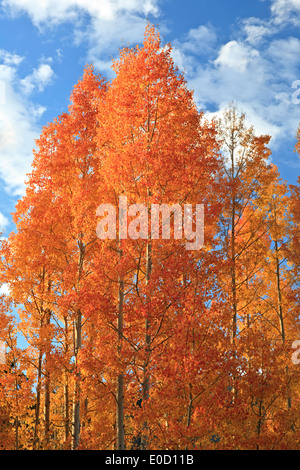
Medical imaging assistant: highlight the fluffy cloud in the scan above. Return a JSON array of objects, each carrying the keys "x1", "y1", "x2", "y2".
[
  {"x1": 0, "y1": 1, "x2": 162, "y2": 197},
  {"x1": 0, "y1": 49, "x2": 23, "y2": 66},
  {"x1": 77, "y1": 12, "x2": 162, "y2": 73},
  {"x1": 0, "y1": 53, "x2": 50, "y2": 195},
  {"x1": 171, "y1": 24, "x2": 217, "y2": 73},
  {"x1": 1, "y1": 0, "x2": 300, "y2": 182},
  {"x1": 241, "y1": 17, "x2": 275, "y2": 45},
  {"x1": 177, "y1": 24, "x2": 217, "y2": 56},
  {"x1": 0, "y1": 283, "x2": 10, "y2": 296},
  {"x1": 1, "y1": 0, "x2": 160, "y2": 26},
  {"x1": 2, "y1": 0, "x2": 162, "y2": 75},
  {"x1": 271, "y1": 0, "x2": 300, "y2": 25},
  {"x1": 241, "y1": 0, "x2": 300, "y2": 45},
  {"x1": 0, "y1": 212, "x2": 9, "y2": 230},
  {"x1": 172, "y1": 29, "x2": 300, "y2": 146},
  {"x1": 214, "y1": 40, "x2": 260, "y2": 73},
  {"x1": 20, "y1": 63, "x2": 55, "y2": 95}
]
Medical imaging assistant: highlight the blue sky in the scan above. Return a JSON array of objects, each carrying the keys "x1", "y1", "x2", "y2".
[{"x1": 0, "y1": 0, "x2": 300, "y2": 280}]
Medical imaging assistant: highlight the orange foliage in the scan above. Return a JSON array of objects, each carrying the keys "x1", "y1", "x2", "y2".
[{"x1": 0, "y1": 25, "x2": 299, "y2": 450}]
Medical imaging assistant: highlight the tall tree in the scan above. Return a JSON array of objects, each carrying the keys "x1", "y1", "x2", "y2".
[{"x1": 94, "y1": 24, "x2": 222, "y2": 449}]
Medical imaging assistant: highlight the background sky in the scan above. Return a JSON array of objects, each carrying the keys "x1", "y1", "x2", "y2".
[{"x1": 0, "y1": 0, "x2": 300, "y2": 288}]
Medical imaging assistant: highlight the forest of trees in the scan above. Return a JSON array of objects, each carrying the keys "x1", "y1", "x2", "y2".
[{"x1": 0, "y1": 25, "x2": 299, "y2": 450}]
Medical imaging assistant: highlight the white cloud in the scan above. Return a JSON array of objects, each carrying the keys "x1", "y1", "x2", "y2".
[
  {"x1": 241, "y1": 17, "x2": 275, "y2": 45},
  {"x1": 170, "y1": 47, "x2": 194, "y2": 74},
  {"x1": 0, "y1": 212, "x2": 9, "y2": 230},
  {"x1": 177, "y1": 24, "x2": 217, "y2": 56},
  {"x1": 80, "y1": 13, "x2": 168, "y2": 74},
  {"x1": 170, "y1": 24, "x2": 217, "y2": 74},
  {"x1": 2, "y1": 0, "x2": 162, "y2": 76},
  {"x1": 0, "y1": 80, "x2": 5, "y2": 105},
  {"x1": 1, "y1": 0, "x2": 300, "y2": 179},
  {"x1": 0, "y1": 49, "x2": 23, "y2": 66},
  {"x1": 166, "y1": 0, "x2": 300, "y2": 150},
  {"x1": 0, "y1": 2, "x2": 162, "y2": 196},
  {"x1": 1, "y1": 0, "x2": 160, "y2": 27},
  {"x1": 271, "y1": 0, "x2": 300, "y2": 25},
  {"x1": 0, "y1": 53, "x2": 48, "y2": 195},
  {"x1": 20, "y1": 63, "x2": 55, "y2": 95},
  {"x1": 175, "y1": 31, "x2": 300, "y2": 147},
  {"x1": 214, "y1": 40, "x2": 259, "y2": 73},
  {"x1": 0, "y1": 283, "x2": 10, "y2": 296},
  {"x1": 267, "y1": 36, "x2": 300, "y2": 69},
  {"x1": 240, "y1": 1, "x2": 300, "y2": 43}
]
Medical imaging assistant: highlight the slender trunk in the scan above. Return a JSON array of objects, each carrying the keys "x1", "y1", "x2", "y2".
[
  {"x1": 140, "y1": 104, "x2": 155, "y2": 449},
  {"x1": 44, "y1": 373, "x2": 50, "y2": 446},
  {"x1": 72, "y1": 239, "x2": 85, "y2": 450},
  {"x1": 141, "y1": 232, "x2": 152, "y2": 450},
  {"x1": 15, "y1": 375, "x2": 19, "y2": 451},
  {"x1": 230, "y1": 154, "x2": 237, "y2": 345},
  {"x1": 256, "y1": 398, "x2": 263, "y2": 450},
  {"x1": 116, "y1": 374, "x2": 124, "y2": 449},
  {"x1": 15, "y1": 415, "x2": 19, "y2": 450},
  {"x1": 186, "y1": 390, "x2": 193, "y2": 428},
  {"x1": 64, "y1": 318, "x2": 70, "y2": 444},
  {"x1": 64, "y1": 373, "x2": 70, "y2": 443},
  {"x1": 33, "y1": 349, "x2": 43, "y2": 450},
  {"x1": 44, "y1": 309, "x2": 51, "y2": 447},
  {"x1": 274, "y1": 239, "x2": 285, "y2": 342},
  {"x1": 185, "y1": 385, "x2": 193, "y2": 450},
  {"x1": 230, "y1": 148, "x2": 238, "y2": 402},
  {"x1": 274, "y1": 238, "x2": 291, "y2": 411},
  {"x1": 116, "y1": 242, "x2": 125, "y2": 449},
  {"x1": 72, "y1": 309, "x2": 82, "y2": 450}
]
